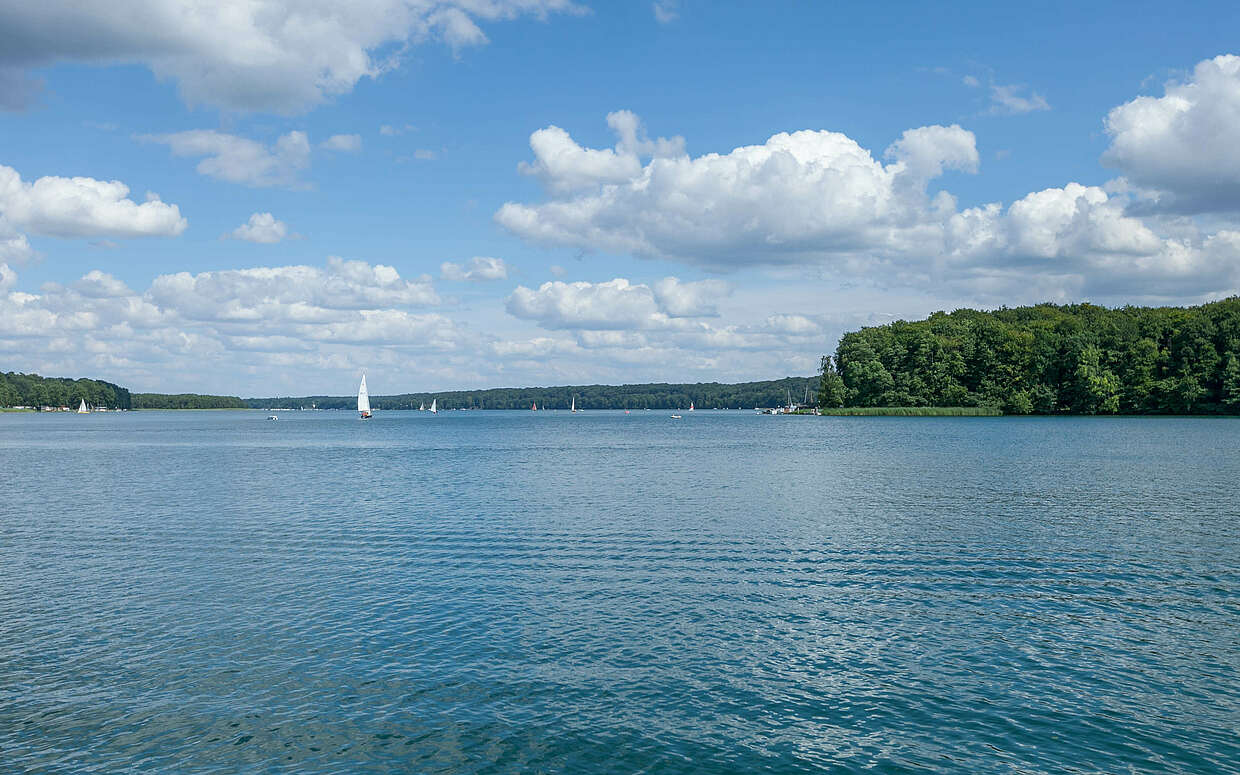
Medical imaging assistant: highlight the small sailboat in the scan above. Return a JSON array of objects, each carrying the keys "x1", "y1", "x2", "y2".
[
  {"x1": 532, "y1": 401, "x2": 538, "y2": 411},
  {"x1": 571, "y1": 395, "x2": 579, "y2": 413},
  {"x1": 419, "y1": 401, "x2": 425, "y2": 411},
  {"x1": 429, "y1": 398, "x2": 438, "y2": 414},
  {"x1": 357, "y1": 375, "x2": 372, "y2": 419},
  {"x1": 77, "y1": 399, "x2": 89, "y2": 414},
  {"x1": 689, "y1": 402, "x2": 694, "y2": 412}
]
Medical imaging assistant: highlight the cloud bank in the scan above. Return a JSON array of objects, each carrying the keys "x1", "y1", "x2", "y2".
[{"x1": 498, "y1": 93, "x2": 1240, "y2": 303}]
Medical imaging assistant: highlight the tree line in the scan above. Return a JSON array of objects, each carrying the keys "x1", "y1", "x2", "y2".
[
  {"x1": 0, "y1": 371, "x2": 132, "y2": 409},
  {"x1": 818, "y1": 298, "x2": 1240, "y2": 414},
  {"x1": 247, "y1": 377, "x2": 819, "y2": 411},
  {"x1": 131, "y1": 393, "x2": 247, "y2": 409}
]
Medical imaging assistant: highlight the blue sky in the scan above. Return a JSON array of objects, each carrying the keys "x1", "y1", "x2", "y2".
[{"x1": 1, "y1": 1, "x2": 1239, "y2": 396}]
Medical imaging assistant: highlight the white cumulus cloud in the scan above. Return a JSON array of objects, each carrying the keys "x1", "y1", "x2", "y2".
[
  {"x1": 228, "y1": 212, "x2": 290, "y2": 244},
  {"x1": 497, "y1": 114, "x2": 975, "y2": 269},
  {"x1": 0, "y1": 163, "x2": 186, "y2": 242},
  {"x1": 506, "y1": 277, "x2": 729, "y2": 330},
  {"x1": 1103, "y1": 54, "x2": 1240, "y2": 213},
  {"x1": 148, "y1": 257, "x2": 440, "y2": 323},
  {"x1": 498, "y1": 111, "x2": 1240, "y2": 303}
]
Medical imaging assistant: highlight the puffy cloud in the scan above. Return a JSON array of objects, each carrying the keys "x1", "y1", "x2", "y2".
[
  {"x1": 1103, "y1": 55, "x2": 1240, "y2": 213},
  {"x1": 498, "y1": 111, "x2": 1240, "y2": 302},
  {"x1": 148, "y1": 257, "x2": 439, "y2": 322},
  {"x1": 518, "y1": 110, "x2": 684, "y2": 193},
  {"x1": 0, "y1": 1, "x2": 583, "y2": 114},
  {"x1": 651, "y1": 277, "x2": 729, "y2": 317},
  {"x1": 505, "y1": 277, "x2": 729, "y2": 330},
  {"x1": 321, "y1": 134, "x2": 362, "y2": 152},
  {"x1": 0, "y1": 258, "x2": 478, "y2": 396},
  {"x1": 0, "y1": 216, "x2": 34, "y2": 263},
  {"x1": 0, "y1": 163, "x2": 186, "y2": 239},
  {"x1": 440, "y1": 256, "x2": 510, "y2": 282},
  {"x1": 73, "y1": 270, "x2": 133, "y2": 299},
  {"x1": 885, "y1": 124, "x2": 979, "y2": 181},
  {"x1": 228, "y1": 212, "x2": 290, "y2": 244},
  {"x1": 142, "y1": 130, "x2": 310, "y2": 188},
  {"x1": 498, "y1": 114, "x2": 974, "y2": 268},
  {"x1": 943, "y1": 182, "x2": 1240, "y2": 299}
]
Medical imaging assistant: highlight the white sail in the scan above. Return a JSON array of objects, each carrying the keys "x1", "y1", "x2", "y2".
[
  {"x1": 571, "y1": 395, "x2": 576, "y2": 412},
  {"x1": 357, "y1": 375, "x2": 371, "y2": 414},
  {"x1": 419, "y1": 401, "x2": 425, "y2": 411},
  {"x1": 430, "y1": 398, "x2": 437, "y2": 414},
  {"x1": 77, "y1": 399, "x2": 89, "y2": 414}
]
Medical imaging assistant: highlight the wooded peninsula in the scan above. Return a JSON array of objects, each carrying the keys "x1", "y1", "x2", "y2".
[{"x1": 819, "y1": 297, "x2": 1240, "y2": 414}]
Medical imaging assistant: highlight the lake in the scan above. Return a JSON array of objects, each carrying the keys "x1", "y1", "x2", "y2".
[{"x1": 1, "y1": 410, "x2": 1237, "y2": 773}]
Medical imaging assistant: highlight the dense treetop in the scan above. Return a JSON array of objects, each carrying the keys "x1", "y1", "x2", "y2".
[
  {"x1": 0, "y1": 371, "x2": 131, "y2": 409},
  {"x1": 130, "y1": 393, "x2": 247, "y2": 410},
  {"x1": 818, "y1": 298, "x2": 1240, "y2": 414}
]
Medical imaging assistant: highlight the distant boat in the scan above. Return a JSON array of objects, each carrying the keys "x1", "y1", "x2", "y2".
[
  {"x1": 571, "y1": 395, "x2": 577, "y2": 413},
  {"x1": 357, "y1": 375, "x2": 372, "y2": 419},
  {"x1": 689, "y1": 402, "x2": 694, "y2": 412},
  {"x1": 429, "y1": 398, "x2": 437, "y2": 414},
  {"x1": 77, "y1": 399, "x2": 89, "y2": 414},
  {"x1": 267, "y1": 415, "x2": 279, "y2": 421},
  {"x1": 532, "y1": 401, "x2": 538, "y2": 411},
  {"x1": 670, "y1": 414, "x2": 682, "y2": 420},
  {"x1": 419, "y1": 401, "x2": 425, "y2": 411}
]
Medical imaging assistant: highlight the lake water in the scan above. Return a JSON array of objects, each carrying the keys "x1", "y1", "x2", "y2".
[{"x1": 1, "y1": 410, "x2": 1238, "y2": 774}]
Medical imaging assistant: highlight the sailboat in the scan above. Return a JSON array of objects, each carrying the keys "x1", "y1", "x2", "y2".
[
  {"x1": 429, "y1": 398, "x2": 438, "y2": 414},
  {"x1": 531, "y1": 401, "x2": 538, "y2": 411},
  {"x1": 357, "y1": 375, "x2": 372, "y2": 419},
  {"x1": 689, "y1": 402, "x2": 694, "y2": 412},
  {"x1": 77, "y1": 399, "x2": 89, "y2": 414},
  {"x1": 419, "y1": 401, "x2": 425, "y2": 411},
  {"x1": 571, "y1": 395, "x2": 579, "y2": 413}
]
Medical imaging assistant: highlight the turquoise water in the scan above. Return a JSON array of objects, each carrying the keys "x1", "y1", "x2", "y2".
[{"x1": 1, "y1": 410, "x2": 1238, "y2": 773}]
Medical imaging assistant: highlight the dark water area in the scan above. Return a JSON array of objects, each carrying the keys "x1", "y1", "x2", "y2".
[{"x1": 2, "y1": 410, "x2": 1238, "y2": 773}]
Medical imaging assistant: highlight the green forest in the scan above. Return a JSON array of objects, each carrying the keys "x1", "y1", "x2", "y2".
[
  {"x1": 818, "y1": 298, "x2": 1240, "y2": 414},
  {"x1": 247, "y1": 377, "x2": 819, "y2": 411},
  {"x1": 0, "y1": 371, "x2": 132, "y2": 409},
  {"x1": 131, "y1": 393, "x2": 247, "y2": 410}
]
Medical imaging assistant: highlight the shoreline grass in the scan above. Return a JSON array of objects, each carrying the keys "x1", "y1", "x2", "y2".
[{"x1": 821, "y1": 406, "x2": 1003, "y2": 417}]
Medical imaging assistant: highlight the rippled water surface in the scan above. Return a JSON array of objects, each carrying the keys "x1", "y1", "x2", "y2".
[{"x1": 2, "y1": 410, "x2": 1238, "y2": 773}]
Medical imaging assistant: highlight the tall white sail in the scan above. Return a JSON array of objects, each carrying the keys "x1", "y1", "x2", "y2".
[
  {"x1": 357, "y1": 375, "x2": 371, "y2": 414},
  {"x1": 429, "y1": 398, "x2": 437, "y2": 414},
  {"x1": 77, "y1": 399, "x2": 89, "y2": 414},
  {"x1": 571, "y1": 395, "x2": 576, "y2": 413}
]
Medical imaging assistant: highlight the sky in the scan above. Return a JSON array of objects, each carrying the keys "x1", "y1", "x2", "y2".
[{"x1": 1, "y1": 0, "x2": 1239, "y2": 397}]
